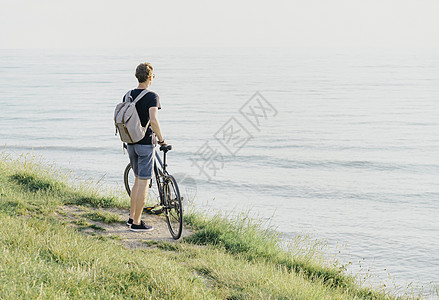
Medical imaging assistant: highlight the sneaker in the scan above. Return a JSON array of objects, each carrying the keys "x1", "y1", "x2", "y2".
[
  {"x1": 126, "y1": 218, "x2": 133, "y2": 227},
  {"x1": 130, "y1": 221, "x2": 153, "y2": 232}
]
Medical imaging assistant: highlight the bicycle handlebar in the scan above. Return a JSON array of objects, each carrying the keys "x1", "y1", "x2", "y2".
[{"x1": 160, "y1": 145, "x2": 172, "y2": 152}]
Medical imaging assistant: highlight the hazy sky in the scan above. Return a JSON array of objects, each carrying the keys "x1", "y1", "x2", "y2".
[{"x1": 1, "y1": 0, "x2": 438, "y2": 49}]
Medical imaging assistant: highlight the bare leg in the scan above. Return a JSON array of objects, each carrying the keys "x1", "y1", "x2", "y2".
[
  {"x1": 130, "y1": 177, "x2": 139, "y2": 219},
  {"x1": 131, "y1": 177, "x2": 151, "y2": 225}
]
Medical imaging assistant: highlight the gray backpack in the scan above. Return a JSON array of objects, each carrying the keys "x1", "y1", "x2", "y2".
[{"x1": 114, "y1": 90, "x2": 151, "y2": 143}]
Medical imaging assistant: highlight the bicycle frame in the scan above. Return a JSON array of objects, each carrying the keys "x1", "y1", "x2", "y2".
[
  {"x1": 152, "y1": 146, "x2": 170, "y2": 206},
  {"x1": 153, "y1": 149, "x2": 168, "y2": 176}
]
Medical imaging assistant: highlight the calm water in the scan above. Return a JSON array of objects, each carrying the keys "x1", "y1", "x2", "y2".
[{"x1": 1, "y1": 48, "x2": 438, "y2": 296}]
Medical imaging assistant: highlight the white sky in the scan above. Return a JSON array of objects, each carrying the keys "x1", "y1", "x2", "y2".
[{"x1": 1, "y1": 0, "x2": 439, "y2": 49}]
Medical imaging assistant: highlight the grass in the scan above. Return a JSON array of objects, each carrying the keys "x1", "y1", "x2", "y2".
[
  {"x1": 0, "y1": 152, "x2": 417, "y2": 299},
  {"x1": 183, "y1": 213, "x2": 393, "y2": 299},
  {"x1": 83, "y1": 210, "x2": 122, "y2": 224},
  {"x1": 87, "y1": 224, "x2": 106, "y2": 231}
]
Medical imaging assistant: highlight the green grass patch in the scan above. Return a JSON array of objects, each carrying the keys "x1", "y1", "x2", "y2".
[
  {"x1": 88, "y1": 224, "x2": 105, "y2": 231},
  {"x1": 142, "y1": 240, "x2": 160, "y2": 247},
  {"x1": 183, "y1": 212, "x2": 393, "y2": 299},
  {"x1": 72, "y1": 218, "x2": 90, "y2": 227},
  {"x1": 9, "y1": 172, "x2": 64, "y2": 193},
  {"x1": 1, "y1": 153, "x2": 125, "y2": 210},
  {"x1": 83, "y1": 210, "x2": 121, "y2": 224},
  {"x1": 63, "y1": 192, "x2": 120, "y2": 208}
]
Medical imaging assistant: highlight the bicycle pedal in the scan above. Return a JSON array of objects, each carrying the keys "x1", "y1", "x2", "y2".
[{"x1": 144, "y1": 205, "x2": 164, "y2": 215}]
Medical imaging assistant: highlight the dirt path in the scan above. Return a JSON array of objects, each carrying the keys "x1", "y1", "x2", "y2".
[{"x1": 54, "y1": 205, "x2": 193, "y2": 249}]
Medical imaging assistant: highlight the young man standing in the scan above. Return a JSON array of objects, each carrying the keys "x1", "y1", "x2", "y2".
[{"x1": 126, "y1": 62, "x2": 167, "y2": 232}]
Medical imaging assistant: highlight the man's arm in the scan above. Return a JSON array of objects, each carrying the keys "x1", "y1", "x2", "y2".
[{"x1": 149, "y1": 107, "x2": 166, "y2": 144}]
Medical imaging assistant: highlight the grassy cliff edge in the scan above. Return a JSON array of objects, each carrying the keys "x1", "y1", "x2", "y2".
[{"x1": 0, "y1": 154, "x2": 410, "y2": 299}]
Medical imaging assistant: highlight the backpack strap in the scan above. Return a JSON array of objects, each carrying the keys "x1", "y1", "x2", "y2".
[
  {"x1": 123, "y1": 91, "x2": 132, "y2": 102},
  {"x1": 123, "y1": 89, "x2": 150, "y2": 103},
  {"x1": 135, "y1": 90, "x2": 152, "y2": 130},
  {"x1": 121, "y1": 89, "x2": 152, "y2": 129},
  {"x1": 132, "y1": 89, "x2": 150, "y2": 103}
]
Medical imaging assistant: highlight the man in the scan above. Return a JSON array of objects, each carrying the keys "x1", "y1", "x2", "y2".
[{"x1": 125, "y1": 62, "x2": 166, "y2": 232}]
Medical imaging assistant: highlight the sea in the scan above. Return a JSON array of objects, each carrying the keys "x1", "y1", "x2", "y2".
[{"x1": 1, "y1": 47, "x2": 438, "y2": 297}]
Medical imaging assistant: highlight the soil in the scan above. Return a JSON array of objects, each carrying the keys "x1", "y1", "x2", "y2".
[{"x1": 54, "y1": 205, "x2": 193, "y2": 249}]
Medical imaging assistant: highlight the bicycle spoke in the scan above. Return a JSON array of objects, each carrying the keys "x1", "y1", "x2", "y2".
[{"x1": 169, "y1": 209, "x2": 179, "y2": 220}]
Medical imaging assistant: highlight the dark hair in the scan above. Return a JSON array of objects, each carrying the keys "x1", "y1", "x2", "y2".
[{"x1": 135, "y1": 63, "x2": 154, "y2": 83}]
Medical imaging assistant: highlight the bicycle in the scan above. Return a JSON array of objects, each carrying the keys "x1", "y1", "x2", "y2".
[{"x1": 123, "y1": 144, "x2": 183, "y2": 240}]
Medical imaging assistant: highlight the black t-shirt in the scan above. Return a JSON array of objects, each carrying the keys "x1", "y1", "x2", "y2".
[{"x1": 123, "y1": 89, "x2": 161, "y2": 145}]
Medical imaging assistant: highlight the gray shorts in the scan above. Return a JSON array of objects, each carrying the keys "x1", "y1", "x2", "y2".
[{"x1": 126, "y1": 144, "x2": 155, "y2": 180}]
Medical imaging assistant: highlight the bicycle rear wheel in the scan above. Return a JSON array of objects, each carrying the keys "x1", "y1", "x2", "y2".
[
  {"x1": 163, "y1": 175, "x2": 183, "y2": 239},
  {"x1": 123, "y1": 164, "x2": 134, "y2": 196},
  {"x1": 123, "y1": 164, "x2": 161, "y2": 207}
]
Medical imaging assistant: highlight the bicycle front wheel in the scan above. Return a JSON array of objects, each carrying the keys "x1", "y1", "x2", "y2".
[{"x1": 163, "y1": 175, "x2": 183, "y2": 239}]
